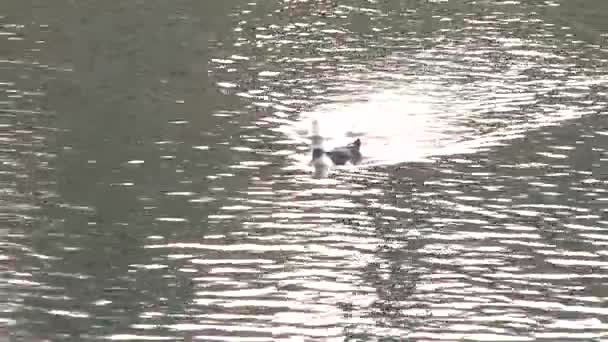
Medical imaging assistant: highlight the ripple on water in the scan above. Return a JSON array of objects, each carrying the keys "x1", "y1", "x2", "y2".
[{"x1": 192, "y1": 1, "x2": 608, "y2": 340}]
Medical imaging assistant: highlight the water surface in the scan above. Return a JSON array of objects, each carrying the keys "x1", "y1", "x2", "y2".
[{"x1": 2, "y1": 0, "x2": 608, "y2": 341}]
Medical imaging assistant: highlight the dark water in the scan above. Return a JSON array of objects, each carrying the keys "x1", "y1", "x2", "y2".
[{"x1": 2, "y1": 0, "x2": 608, "y2": 341}]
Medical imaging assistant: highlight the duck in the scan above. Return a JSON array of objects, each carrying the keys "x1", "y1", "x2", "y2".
[
  {"x1": 309, "y1": 120, "x2": 362, "y2": 178},
  {"x1": 325, "y1": 138, "x2": 361, "y2": 165}
]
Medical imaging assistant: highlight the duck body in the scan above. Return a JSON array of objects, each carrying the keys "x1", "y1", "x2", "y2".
[{"x1": 325, "y1": 139, "x2": 362, "y2": 165}]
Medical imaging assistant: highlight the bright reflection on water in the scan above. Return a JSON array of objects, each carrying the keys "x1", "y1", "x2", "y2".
[
  {"x1": 2, "y1": 0, "x2": 608, "y2": 341},
  {"x1": 276, "y1": 32, "x2": 605, "y2": 171}
]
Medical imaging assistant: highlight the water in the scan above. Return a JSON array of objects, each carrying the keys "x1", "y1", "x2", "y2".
[{"x1": 2, "y1": 0, "x2": 608, "y2": 341}]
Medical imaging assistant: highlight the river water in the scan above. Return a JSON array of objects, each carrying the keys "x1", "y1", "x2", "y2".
[{"x1": 2, "y1": 0, "x2": 608, "y2": 341}]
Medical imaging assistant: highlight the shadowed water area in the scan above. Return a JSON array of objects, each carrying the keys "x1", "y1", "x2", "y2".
[{"x1": 1, "y1": 0, "x2": 608, "y2": 341}]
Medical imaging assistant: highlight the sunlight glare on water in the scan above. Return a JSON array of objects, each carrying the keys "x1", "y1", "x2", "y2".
[
  {"x1": 279, "y1": 88, "x2": 471, "y2": 168},
  {"x1": 277, "y1": 40, "x2": 603, "y2": 172}
]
